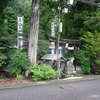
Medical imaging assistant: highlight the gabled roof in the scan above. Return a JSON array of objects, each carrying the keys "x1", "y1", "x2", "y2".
[{"x1": 41, "y1": 54, "x2": 67, "y2": 61}]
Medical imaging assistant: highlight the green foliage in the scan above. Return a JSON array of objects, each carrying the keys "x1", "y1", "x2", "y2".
[
  {"x1": 0, "y1": 0, "x2": 31, "y2": 76},
  {"x1": 74, "y1": 50, "x2": 86, "y2": 64},
  {"x1": 38, "y1": 1, "x2": 56, "y2": 58},
  {"x1": 95, "y1": 60, "x2": 100, "y2": 66},
  {"x1": 94, "y1": 60, "x2": 100, "y2": 74},
  {"x1": 0, "y1": 6, "x2": 17, "y2": 51},
  {"x1": 28, "y1": 64, "x2": 58, "y2": 81},
  {"x1": 0, "y1": 75, "x2": 4, "y2": 79},
  {"x1": 16, "y1": 74, "x2": 23, "y2": 80},
  {"x1": 3, "y1": 6, "x2": 17, "y2": 35},
  {"x1": 81, "y1": 58, "x2": 91, "y2": 74},
  {"x1": 38, "y1": 39, "x2": 50, "y2": 59},
  {"x1": 0, "y1": 0, "x2": 31, "y2": 57},
  {"x1": 0, "y1": 51, "x2": 7, "y2": 70},
  {"x1": 74, "y1": 50, "x2": 91, "y2": 74},
  {"x1": 82, "y1": 32, "x2": 100, "y2": 59},
  {"x1": 82, "y1": 31, "x2": 100, "y2": 72},
  {"x1": 79, "y1": 8, "x2": 100, "y2": 36},
  {"x1": 8, "y1": 50, "x2": 29, "y2": 78}
]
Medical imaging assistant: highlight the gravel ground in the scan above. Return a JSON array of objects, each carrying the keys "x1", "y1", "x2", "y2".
[{"x1": 0, "y1": 77, "x2": 33, "y2": 85}]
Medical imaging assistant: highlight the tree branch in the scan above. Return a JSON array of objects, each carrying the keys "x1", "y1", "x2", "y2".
[{"x1": 78, "y1": 0, "x2": 100, "y2": 7}]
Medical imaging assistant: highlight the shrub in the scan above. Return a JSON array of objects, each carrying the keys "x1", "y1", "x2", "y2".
[
  {"x1": 82, "y1": 31, "x2": 100, "y2": 74},
  {"x1": 81, "y1": 58, "x2": 91, "y2": 74},
  {"x1": 95, "y1": 60, "x2": 100, "y2": 74},
  {"x1": 0, "y1": 52, "x2": 7, "y2": 70},
  {"x1": 8, "y1": 50, "x2": 29, "y2": 78},
  {"x1": 28, "y1": 64, "x2": 58, "y2": 81},
  {"x1": 74, "y1": 50, "x2": 91, "y2": 74}
]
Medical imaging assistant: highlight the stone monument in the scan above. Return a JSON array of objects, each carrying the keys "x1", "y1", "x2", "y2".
[{"x1": 67, "y1": 57, "x2": 76, "y2": 74}]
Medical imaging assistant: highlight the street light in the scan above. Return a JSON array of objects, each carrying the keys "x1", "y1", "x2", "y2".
[
  {"x1": 57, "y1": 0, "x2": 74, "y2": 77},
  {"x1": 62, "y1": 7, "x2": 68, "y2": 13},
  {"x1": 67, "y1": 0, "x2": 74, "y2": 5}
]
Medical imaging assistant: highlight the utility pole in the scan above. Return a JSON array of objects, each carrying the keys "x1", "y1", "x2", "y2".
[
  {"x1": 57, "y1": 6, "x2": 61, "y2": 73},
  {"x1": 56, "y1": 0, "x2": 74, "y2": 78}
]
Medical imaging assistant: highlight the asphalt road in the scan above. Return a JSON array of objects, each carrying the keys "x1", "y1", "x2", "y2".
[{"x1": 0, "y1": 79, "x2": 100, "y2": 100}]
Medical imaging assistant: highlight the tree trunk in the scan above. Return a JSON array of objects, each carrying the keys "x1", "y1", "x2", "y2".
[{"x1": 28, "y1": 0, "x2": 40, "y2": 66}]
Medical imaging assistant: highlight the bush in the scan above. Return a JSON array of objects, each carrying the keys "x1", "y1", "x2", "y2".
[
  {"x1": 28, "y1": 64, "x2": 58, "y2": 81},
  {"x1": 0, "y1": 52, "x2": 7, "y2": 70},
  {"x1": 74, "y1": 50, "x2": 91, "y2": 74},
  {"x1": 95, "y1": 60, "x2": 100, "y2": 74},
  {"x1": 8, "y1": 50, "x2": 29, "y2": 78},
  {"x1": 81, "y1": 58, "x2": 91, "y2": 74}
]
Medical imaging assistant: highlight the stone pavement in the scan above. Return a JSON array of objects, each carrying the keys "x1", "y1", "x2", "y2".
[{"x1": 0, "y1": 74, "x2": 100, "y2": 90}]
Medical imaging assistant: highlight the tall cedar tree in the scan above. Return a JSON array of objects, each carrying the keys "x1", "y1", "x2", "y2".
[{"x1": 28, "y1": 0, "x2": 40, "y2": 65}]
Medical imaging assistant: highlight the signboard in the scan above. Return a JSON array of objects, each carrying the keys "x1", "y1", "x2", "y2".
[
  {"x1": 17, "y1": 16, "x2": 24, "y2": 50},
  {"x1": 17, "y1": 17, "x2": 23, "y2": 34},
  {"x1": 51, "y1": 22, "x2": 55, "y2": 37},
  {"x1": 58, "y1": 22, "x2": 62, "y2": 32}
]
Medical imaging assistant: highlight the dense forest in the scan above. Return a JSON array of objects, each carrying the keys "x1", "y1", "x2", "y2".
[{"x1": 0, "y1": 0, "x2": 100, "y2": 78}]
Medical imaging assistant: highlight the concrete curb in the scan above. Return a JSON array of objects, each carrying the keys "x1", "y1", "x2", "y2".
[{"x1": 0, "y1": 75, "x2": 100, "y2": 90}]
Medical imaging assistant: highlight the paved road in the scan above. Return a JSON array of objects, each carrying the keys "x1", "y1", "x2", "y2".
[{"x1": 0, "y1": 79, "x2": 100, "y2": 100}]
